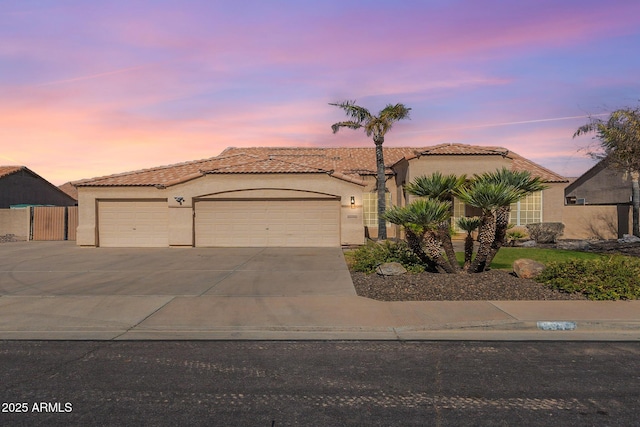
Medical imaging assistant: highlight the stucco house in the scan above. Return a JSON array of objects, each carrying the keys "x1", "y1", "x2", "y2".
[
  {"x1": 0, "y1": 166, "x2": 77, "y2": 208},
  {"x1": 563, "y1": 158, "x2": 633, "y2": 238},
  {"x1": 74, "y1": 144, "x2": 568, "y2": 247}
]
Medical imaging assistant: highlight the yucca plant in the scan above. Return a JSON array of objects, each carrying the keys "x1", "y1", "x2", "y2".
[
  {"x1": 457, "y1": 216, "x2": 482, "y2": 270},
  {"x1": 473, "y1": 168, "x2": 547, "y2": 267},
  {"x1": 404, "y1": 172, "x2": 466, "y2": 272},
  {"x1": 455, "y1": 180, "x2": 527, "y2": 273},
  {"x1": 383, "y1": 198, "x2": 455, "y2": 273}
]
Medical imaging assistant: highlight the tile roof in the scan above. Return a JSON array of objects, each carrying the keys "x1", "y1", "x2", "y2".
[
  {"x1": 0, "y1": 166, "x2": 24, "y2": 179},
  {"x1": 58, "y1": 182, "x2": 78, "y2": 200},
  {"x1": 407, "y1": 144, "x2": 568, "y2": 183},
  {"x1": 75, "y1": 144, "x2": 567, "y2": 187}
]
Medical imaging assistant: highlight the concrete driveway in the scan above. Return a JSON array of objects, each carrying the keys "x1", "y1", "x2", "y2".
[{"x1": 0, "y1": 242, "x2": 356, "y2": 297}]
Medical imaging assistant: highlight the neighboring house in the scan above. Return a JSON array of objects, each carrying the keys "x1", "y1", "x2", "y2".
[
  {"x1": 0, "y1": 166, "x2": 77, "y2": 208},
  {"x1": 74, "y1": 144, "x2": 568, "y2": 248},
  {"x1": 0, "y1": 166, "x2": 78, "y2": 241},
  {"x1": 564, "y1": 158, "x2": 633, "y2": 238}
]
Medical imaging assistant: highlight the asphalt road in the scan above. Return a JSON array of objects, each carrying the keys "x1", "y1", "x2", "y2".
[{"x1": 1, "y1": 341, "x2": 638, "y2": 426}]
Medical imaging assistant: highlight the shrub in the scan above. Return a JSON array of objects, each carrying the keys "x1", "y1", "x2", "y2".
[
  {"x1": 348, "y1": 240, "x2": 425, "y2": 273},
  {"x1": 526, "y1": 222, "x2": 564, "y2": 243},
  {"x1": 506, "y1": 225, "x2": 529, "y2": 246},
  {"x1": 536, "y1": 256, "x2": 640, "y2": 300}
]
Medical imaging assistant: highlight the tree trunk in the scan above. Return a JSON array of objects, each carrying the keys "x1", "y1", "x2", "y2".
[
  {"x1": 424, "y1": 232, "x2": 455, "y2": 274},
  {"x1": 632, "y1": 171, "x2": 640, "y2": 237},
  {"x1": 405, "y1": 229, "x2": 438, "y2": 272},
  {"x1": 468, "y1": 212, "x2": 496, "y2": 273},
  {"x1": 484, "y1": 206, "x2": 510, "y2": 270},
  {"x1": 463, "y1": 233, "x2": 474, "y2": 270},
  {"x1": 437, "y1": 221, "x2": 460, "y2": 272},
  {"x1": 374, "y1": 138, "x2": 387, "y2": 240}
]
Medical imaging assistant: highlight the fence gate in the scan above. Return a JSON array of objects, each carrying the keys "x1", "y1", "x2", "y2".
[{"x1": 30, "y1": 206, "x2": 78, "y2": 241}]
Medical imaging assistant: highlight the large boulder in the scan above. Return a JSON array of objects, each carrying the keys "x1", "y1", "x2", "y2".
[
  {"x1": 513, "y1": 258, "x2": 545, "y2": 279},
  {"x1": 376, "y1": 262, "x2": 407, "y2": 276}
]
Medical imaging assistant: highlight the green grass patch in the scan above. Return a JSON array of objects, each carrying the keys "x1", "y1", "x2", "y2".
[{"x1": 483, "y1": 247, "x2": 603, "y2": 270}]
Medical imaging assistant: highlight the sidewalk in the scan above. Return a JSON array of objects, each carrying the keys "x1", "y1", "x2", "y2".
[
  {"x1": 1, "y1": 242, "x2": 638, "y2": 341},
  {"x1": 1, "y1": 295, "x2": 639, "y2": 341}
]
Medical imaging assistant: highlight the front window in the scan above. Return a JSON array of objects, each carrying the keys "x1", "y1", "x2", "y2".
[
  {"x1": 363, "y1": 192, "x2": 392, "y2": 227},
  {"x1": 510, "y1": 191, "x2": 542, "y2": 225}
]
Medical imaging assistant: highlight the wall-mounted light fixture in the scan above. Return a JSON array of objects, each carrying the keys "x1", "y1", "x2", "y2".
[
  {"x1": 350, "y1": 196, "x2": 355, "y2": 208},
  {"x1": 174, "y1": 196, "x2": 184, "y2": 206}
]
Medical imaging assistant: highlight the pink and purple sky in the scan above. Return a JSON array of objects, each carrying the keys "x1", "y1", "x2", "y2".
[{"x1": 2, "y1": 0, "x2": 639, "y2": 185}]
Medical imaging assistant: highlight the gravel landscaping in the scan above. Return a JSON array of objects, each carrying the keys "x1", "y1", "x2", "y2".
[{"x1": 351, "y1": 239, "x2": 640, "y2": 301}]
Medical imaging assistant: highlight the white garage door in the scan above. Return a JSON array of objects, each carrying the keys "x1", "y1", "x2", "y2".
[
  {"x1": 98, "y1": 200, "x2": 168, "y2": 247},
  {"x1": 195, "y1": 199, "x2": 340, "y2": 247}
]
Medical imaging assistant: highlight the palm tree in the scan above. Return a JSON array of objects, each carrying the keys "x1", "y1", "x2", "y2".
[
  {"x1": 383, "y1": 198, "x2": 454, "y2": 273},
  {"x1": 475, "y1": 168, "x2": 546, "y2": 268},
  {"x1": 574, "y1": 108, "x2": 640, "y2": 236},
  {"x1": 455, "y1": 181, "x2": 527, "y2": 273},
  {"x1": 404, "y1": 172, "x2": 466, "y2": 272},
  {"x1": 330, "y1": 100, "x2": 411, "y2": 240},
  {"x1": 457, "y1": 216, "x2": 481, "y2": 271}
]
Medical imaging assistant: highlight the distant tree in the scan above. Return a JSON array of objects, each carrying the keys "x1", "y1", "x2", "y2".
[
  {"x1": 330, "y1": 100, "x2": 411, "y2": 240},
  {"x1": 574, "y1": 107, "x2": 640, "y2": 236}
]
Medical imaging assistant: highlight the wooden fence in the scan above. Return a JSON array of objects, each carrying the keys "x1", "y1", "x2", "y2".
[{"x1": 30, "y1": 206, "x2": 78, "y2": 241}]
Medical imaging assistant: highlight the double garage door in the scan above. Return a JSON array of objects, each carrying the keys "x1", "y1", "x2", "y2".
[
  {"x1": 195, "y1": 199, "x2": 340, "y2": 247},
  {"x1": 97, "y1": 199, "x2": 340, "y2": 247}
]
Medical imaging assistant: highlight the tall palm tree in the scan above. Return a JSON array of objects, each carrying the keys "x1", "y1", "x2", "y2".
[
  {"x1": 455, "y1": 181, "x2": 527, "y2": 273},
  {"x1": 404, "y1": 172, "x2": 466, "y2": 272},
  {"x1": 383, "y1": 198, "x2": 454, "y2": 273},
  {"x1": 476, "y1": 168, "x2": 546, "y2": 268},
  {"x1": 574, "y1": 108, "x2": 640, "y2": 236},
  {"x1": 330, "y1": 100, "x2": 411, "y2": 240}
]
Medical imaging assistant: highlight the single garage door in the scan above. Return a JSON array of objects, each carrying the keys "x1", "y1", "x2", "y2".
[
  {"x1": 98, "y1": 200, "x2": 168, "y2": 247},
  {"x1": 195, "y1": 199, "x2": 340, "y2": 247}
]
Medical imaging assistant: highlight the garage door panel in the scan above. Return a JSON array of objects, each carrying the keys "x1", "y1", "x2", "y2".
[
  {"x1": 195, "y1": 199, "x2": 339, "y2": 247},
  {"x1": 99, "y1": 201, "x2": 168, "y2": 247}
]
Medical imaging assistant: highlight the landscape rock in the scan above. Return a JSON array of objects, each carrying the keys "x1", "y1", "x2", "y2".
[
  {"x1": 376, "y1": 262, "x2": 407, "y2": 276},
  {"x1": 519, "y1": 240, "x2": 537, "y2": 247},
  {"x1": 556, "y1": 240, "x2": 590, "y2": 251},
  {"x1": 618, "y1": 234, "x2": 640, "y2": 243},
  {"x1": 512, "y1": 258, "x2": 546, "y2": 279}
]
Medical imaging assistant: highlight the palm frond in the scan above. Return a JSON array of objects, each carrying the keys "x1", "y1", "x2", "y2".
[
  {"x1": 457, "y1": 216, "x2": 482, "y2": 233},
  {"x1": 383, "y1": 199, "x2": 451, "y2": 233},
  {"x1": 329, "y1": 100, "x2": 372, "y2": 124},
  {"x1": 475, "y1": 168, "x2": 547, "y2": 193},
  {"x1": 405, "y1": 172, "x2": 466, "y2": 200},
  {"x1": 454, "y1": 181, "x2": 527, "y2": 212},
  {"x1": 379, "y1": 103, "x2": 411, "y2": 122},
  {"x1": 331, "y1": 121, "x2": 363, "y2": 134}
]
